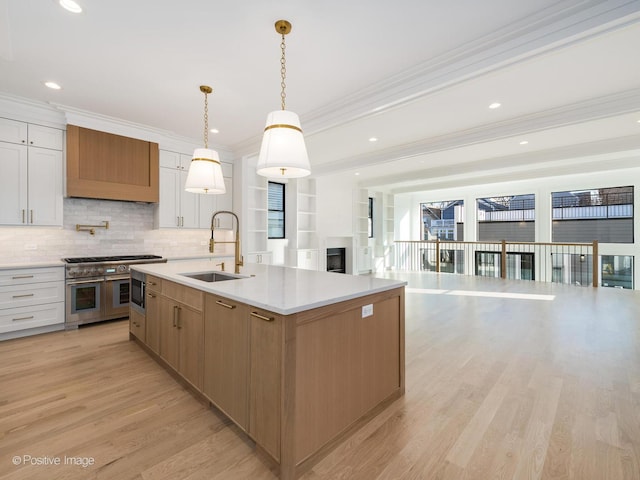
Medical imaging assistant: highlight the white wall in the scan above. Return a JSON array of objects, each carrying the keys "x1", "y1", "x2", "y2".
[
  {"x1": 316, "y1": 174, "x2": 357, "y2": 237},
  {"x1": 394, "y1": 163, "x2": 640, "y2": 288}
]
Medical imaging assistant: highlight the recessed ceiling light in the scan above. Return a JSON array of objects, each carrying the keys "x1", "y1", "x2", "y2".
[
  {"x1": 489, "y1": 102, "x2": 501, "y2": 109},
  {"x1": 210, "y1": 128, "x2": 219, "y2": 134},
  {"x1": 519, "y1": 140, "x2": 529, "y2": 145},
  {"x1": 354, "y1": 172, "x2": 360, "y2": 176},
  {"x1": 59, "y1": 0, "x2": 82, "y2": 13},
  {"x1": 637, "y1": 119, "x2": 640, "y2": 123},
  {"x1": 44, "y1": 81, "x2": 62, "y2": 90},
  {"x1": 369, "y1": 137, "x2": 378, "y2": 142}
]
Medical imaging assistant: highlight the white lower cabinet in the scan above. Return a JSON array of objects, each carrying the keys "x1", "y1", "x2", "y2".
[
  {"x1": 246, "y1": 252, "x2": 272, "y2": 265},
  {"x1": 0, "y1": 266, "x2": 65, "y2": 340},
  {"x1": 296, "y1": 249, "x2": 318, "y2": 270}
]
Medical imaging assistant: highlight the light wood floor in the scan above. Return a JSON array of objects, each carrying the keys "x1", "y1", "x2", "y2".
[{"x1": 1, "y1": 274, "x2": 639, "y2": 479}]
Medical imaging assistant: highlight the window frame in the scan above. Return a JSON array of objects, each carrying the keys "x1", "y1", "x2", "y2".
[
  {"x1": 368, "y1": 197, "x2": 374, "y2": 238},
  {"x1": 268, "y1": 181, "x2": 286, "y2": 240}
]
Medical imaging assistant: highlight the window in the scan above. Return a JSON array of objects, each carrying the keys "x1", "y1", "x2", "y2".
[
  {"x1": 476, "y1": 194, "x2": 535, "y2": 242},
  {"x1": 421, "y1": 200, "x2": 464, "y2": 240},
  {"x1": 268, "y1": 182, "x2": 285, "y2": 239},
  {"x1": 551, "y1": 186, "x2": 633, "y2": 243},
  {"x1": 368, "y1": 197, "x2": 374, "y2": 238}
]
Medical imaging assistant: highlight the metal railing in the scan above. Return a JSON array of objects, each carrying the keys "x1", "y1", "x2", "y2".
[{"x1": 394, "y1": 239, "x2": 599, "y2": 287}]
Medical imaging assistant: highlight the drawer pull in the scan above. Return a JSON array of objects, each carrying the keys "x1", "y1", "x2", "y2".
[
  {"x1": 147, "y1": 282, "x2": 157, "y2": 286},
  {"x1": 12, "y1": 275, "x2": 34, "y2": 280},
  {"x1": 12, "y1": 293, "x2": 35, "y2": 299},
  {"x1": 147, "y1": 293, "x2": 156, "y2": 298},
  {"x1": 13, "y1": 316, "x2": 35, "y2": 322},
  {"x1": 216, "y1": 300, "x2": 236, "y2": 309},
  {"x1": 250, "y1": 311, "x2": 274, "y2": 322}
]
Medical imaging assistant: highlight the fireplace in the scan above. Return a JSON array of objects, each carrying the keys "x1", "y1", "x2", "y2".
[{"x1": 327, "y1": 248, "x2": 346, "y2": 274}]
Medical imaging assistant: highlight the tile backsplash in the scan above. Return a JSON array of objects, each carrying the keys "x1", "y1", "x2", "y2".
[{"x1": 0, "y1": 198, "x2": 231, "y2": 264}]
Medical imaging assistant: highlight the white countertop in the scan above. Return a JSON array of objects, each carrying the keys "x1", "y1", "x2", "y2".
[
  {"x1": 0, "y1": 261, "x2": 65, "y2": 270},
  {"x1": 132, "y1": 260, "x2": 406, "y2": 315}
]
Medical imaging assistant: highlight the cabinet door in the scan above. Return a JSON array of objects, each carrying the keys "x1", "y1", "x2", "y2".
[
  {"x1": 158, "y1": 167, "x2": 181, "y2": 227},
  {"x1": 145, "y1": 288, "x2": 161, "y2": 353},
  {"x1": 249, "y1": 308, "x2": 282, "y2": 461},
  {"x1": 199, "y1": 194, "x2": 217, "y2": 229},
  {"x1": 0, "y1": 142, "x2": 28, "y2": 225},
  {"x1": 180, "y1": 170, "x2": 199, "y2": 228},
  {"x1": 217, "y1": 178, "x2": 234, "y2": 229},
  {"x1": 0, "y1": 118, "x2": 28, "y2": 145},
  {"x1": 28, "y1": 147, "x2": 63, "y2": 226},
  {"x1": 159, "y1": 149, "x2": 182, "y2": 169},
  {"x1": 204, "y1": 295, "x2": 249, "y2": 429},
  {"x1": 177, "y1": 305, "x2": 203, "y2": 389},
  {"x1": 27, "y1": 125, "x2": 63, "y2": 150},
  {"x1": 158, "y1": 297, "x2": 179, "y2": 370}
]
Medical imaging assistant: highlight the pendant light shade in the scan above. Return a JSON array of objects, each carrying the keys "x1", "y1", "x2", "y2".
[
  {"x1": 256, "y1": 19, "x2": 310, "y2": 178},
  {"x1": 185, "y1": 148, "x2": 226, "y2": 194},
  {"x1": 184, "y1": 85, "x2": 226, "y2": 194},
  {"x1": 257, "y1": 110, "x2": 310, "y2": 178}
]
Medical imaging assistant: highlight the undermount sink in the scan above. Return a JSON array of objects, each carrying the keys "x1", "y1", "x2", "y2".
[{"x1": 180, "y1": 272, "x2": 243, "y2": 282}]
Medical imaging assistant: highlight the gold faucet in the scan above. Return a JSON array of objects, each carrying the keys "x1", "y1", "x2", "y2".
[{"x1": 210, "y1": 211, "x2": 243, "y2": 274}]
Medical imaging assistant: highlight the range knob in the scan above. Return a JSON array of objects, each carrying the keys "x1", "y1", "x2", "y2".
[{"x1": 117, "y1": 264, "x2": 128, "y2": 273}]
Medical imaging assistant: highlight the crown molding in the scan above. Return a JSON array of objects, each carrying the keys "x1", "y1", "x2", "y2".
[
  {"x1": 52, "y1": 104, "x2": 235, "y2": 160},
  {"x1": 232, "y1": 0, "x2": 640, "y2": 158},
  {"x1": 312, "y1": 89, "x2": 640, "y2": 177}
]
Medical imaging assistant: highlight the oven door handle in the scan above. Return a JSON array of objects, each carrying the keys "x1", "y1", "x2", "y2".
[
  {"x1": 108, "y1": 276, "x2": 131, "y2": 281},
  {"x1": 68, "y1": 278, "x2": 105, "y2": 285}
]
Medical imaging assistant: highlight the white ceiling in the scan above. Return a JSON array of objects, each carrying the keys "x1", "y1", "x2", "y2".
[{"x1": 1, "y1": 0, "x2": 639, "y2": 193}]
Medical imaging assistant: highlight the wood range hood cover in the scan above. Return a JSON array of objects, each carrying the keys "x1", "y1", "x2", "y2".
[{"x1": 66, "y1": 125, "x2": 159, "y2": 203}]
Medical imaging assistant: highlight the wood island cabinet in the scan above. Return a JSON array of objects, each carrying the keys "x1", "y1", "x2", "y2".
[
  {"x1": 203, "y1": 295, "x2": 250, "y2": 430},
  {"x1": 144, "y1": 276, "x2": 162, "y2": 354},
  {"x1": 130, "y1": 272, "x2": 404, "y2": 480}
]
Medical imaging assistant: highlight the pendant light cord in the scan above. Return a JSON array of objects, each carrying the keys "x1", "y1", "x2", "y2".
[
  {"x1": 280, "y1": 33, "x2": 286, "y2": 111},
  {"x1": 203, "y1": 91, "x2": 209, "y2": 148}
]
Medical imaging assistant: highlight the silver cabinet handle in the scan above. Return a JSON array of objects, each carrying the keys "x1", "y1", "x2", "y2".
[
  {"x1": 13, "y1": 315, "x2": 34, "y2": 322},
  {"x1": 250, "y1": 311, "x2": 274, "y2": 322},
  {"x1": 12, "y1": 293, "x2": 34, "y2": 298},
  {"x1": 30, "y1": 210, "x2": 34, "y2": 224},
  {"x1": 147, "y1": 293, "x2": 156, "y2": 298},
  {"x1": 12, "y1": 275, "x2": 34, "y2": 280},
  {"x1": 216, "y1": 300, "x2": 236, "y2": 309},
  {"x1": 177, "y1": 216, "x2": 180, "y2": 227},
  {"x1": 22, "y1": 209, "x2": 25, "y2": 224},
  {"x1": 173, "y1": 305, "x2": 178, "y2": 327},
  {"x1": 177, "y1": 306, "x2": 182, "y2": 329}
]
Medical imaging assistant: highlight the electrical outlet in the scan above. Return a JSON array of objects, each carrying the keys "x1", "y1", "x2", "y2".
[{"x1": 362, "y1": 304, "x2": 373, "y2": 318}]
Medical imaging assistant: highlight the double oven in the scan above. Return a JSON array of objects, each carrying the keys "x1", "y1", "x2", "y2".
[{"x1": 64, "y1": 255, "x2": 166, "y2": 328}]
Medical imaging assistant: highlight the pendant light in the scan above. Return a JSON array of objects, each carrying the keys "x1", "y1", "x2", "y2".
[
  {"x1": 256, "y1": 20, "x2": 310, "y2": 178},
  {"x1": 184, "y1": 85, "x2": 226, "y2": 194}
]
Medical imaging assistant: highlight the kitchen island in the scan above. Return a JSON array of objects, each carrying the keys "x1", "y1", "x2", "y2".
[{"x1": 130, "y1": 260, "x2": 406, "y2": 480}]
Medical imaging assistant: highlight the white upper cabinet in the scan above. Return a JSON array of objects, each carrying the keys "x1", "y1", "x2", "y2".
[
  {"x1": 157, "y1": 149, "x2": 233, "y2": 229},
  {"x1": 157, "y1": 151, "x2": 198, "y2": 228},
  {"x1": 0, "y1": 119, "x2": 63, "y2": 226},
  {"x1": 0, "y1": 118, "x2": 63, "y2": 150},
  {"x1": 199, "y1": 162, "x2": 233, "y2": 229}
]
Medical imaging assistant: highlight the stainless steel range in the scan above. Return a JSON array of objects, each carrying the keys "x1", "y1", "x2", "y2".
[{"x1": 63, "y1": 255, "x2": 166, "y2": 328}]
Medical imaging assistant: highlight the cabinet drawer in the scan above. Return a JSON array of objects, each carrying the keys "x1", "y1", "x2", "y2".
[
  {"x1": 0, "y1": 267, "x2": 64, "y2": 286},
  {"x1": 0, "y1": 281, "x2": 65, "y2": 309},
  {"x1": 129, "y1": 308, "x2": 146, "y2": 341},
  {"x1": 146, "y1": 275, "x2": 163, "y2": 293},
  {"x1": 163, "y1": 280, "x2": 203, "y2": 311},
  {"x1": 0, "y1": 302, "x2": 64, "y2": 333}
]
